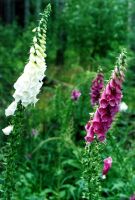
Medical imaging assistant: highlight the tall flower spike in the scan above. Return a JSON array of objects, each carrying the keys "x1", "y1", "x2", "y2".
[
  {"x1": 5, "y1": 4, "x2": 51, "y2": 117},
  {"x1": 90, "y1": 72, "x2": 104, "y2": 107},
  {"x1": 85, "y1": 50, "x2": 126, "y2": 142}
]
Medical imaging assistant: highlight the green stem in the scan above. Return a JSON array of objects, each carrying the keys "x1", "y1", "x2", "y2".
[
  {"x1": 3, "y1": 105, "x2": 24, "y2": 200},
  {"x1": 82, "y1": 140, "x2": 103, "y2": 200}
]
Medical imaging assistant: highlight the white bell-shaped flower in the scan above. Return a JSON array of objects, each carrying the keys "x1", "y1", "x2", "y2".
[
  {"x1": 5, "y1": 101, "x2": 18, "y2": 117},
  {"x1": 120, "y1": 102, "x2": 128, "y2": 112},
  {"x1": 2, "y1": 125, "x2": 14, "y2": 135}
]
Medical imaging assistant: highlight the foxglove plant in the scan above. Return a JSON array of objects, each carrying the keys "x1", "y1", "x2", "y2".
[
  {"x1": 2, "y1": 4, "x2": 51, "y2": 199},
  {"x1": 85, "y1": 50, "x2": 126, "y2": 142},
  {"x1": 82, "y1": 50, "x2": 127, "y2": 200},
  {"x1": 5, "y1": 13, "x2": 49, "y2": 115},
  {"x1": 90, "y1": 73, "x2": 104, "y2": 107}
]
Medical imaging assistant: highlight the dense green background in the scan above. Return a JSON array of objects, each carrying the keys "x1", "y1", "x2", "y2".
[{"x1": 0, "y1": 0, "x2": 135, "y2": 199}]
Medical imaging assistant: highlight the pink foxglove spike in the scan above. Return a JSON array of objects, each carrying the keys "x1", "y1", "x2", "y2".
[{"x1": 85, "y1": 50, "x2": 126, "y2": 142}]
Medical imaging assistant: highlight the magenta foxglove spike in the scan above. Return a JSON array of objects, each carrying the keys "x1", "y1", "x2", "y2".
[{"x1": 85, "y1": 50, "x2": 126, "y2": 142}]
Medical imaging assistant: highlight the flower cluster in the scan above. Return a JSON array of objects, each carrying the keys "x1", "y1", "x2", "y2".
[
  {"x1": 5, "y1": 5, "x2": 51, "y2": 117},
  {"x1": 71, "y1": 89, "x2": 81, "y2": 101},
  {"x1": 102, "y1": 157, "x2": 112, "y2": 178},
  {"x1": 85, "y1": 51, "x2": 126, "y2": 142},
  {"x1": 91, "y1": 73, "x2": 104, "y2": 106}
]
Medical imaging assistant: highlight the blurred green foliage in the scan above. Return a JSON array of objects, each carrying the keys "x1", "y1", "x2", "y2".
[{"x1": 64, "y1": 0, "x2": 128, "y2": 65}]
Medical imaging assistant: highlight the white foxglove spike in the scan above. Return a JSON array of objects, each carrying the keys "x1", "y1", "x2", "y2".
[{"x1": 5, "y1": 4, "x2": 51, "y2": 117}]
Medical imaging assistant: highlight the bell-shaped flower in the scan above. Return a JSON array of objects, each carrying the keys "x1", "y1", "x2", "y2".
[
  {"x1": 5, "y1": 101, "x2": 17, "y2": 117},
  {"x1": 102, "y1": 157, "x2": 112, "y2": 176},
  {"x1": 90, "y1": 73, "x2": 104, "y2": 106},
  {"x1": 119, "y1": 102, "x2": 128, "y2": 112},
  {"x1": 2, "y1": 125, "x2": 14, "y2": 135}
]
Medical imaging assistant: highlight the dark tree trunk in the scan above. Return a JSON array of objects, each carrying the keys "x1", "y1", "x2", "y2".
[
  {"x1": 24, "y1": 0, "x2": 30, "y2": 26},
  {"x1": 55, "y1": 0, "x2": 67, "y2": 66},
  {"x1": 3, "y1": 0, "x2": 15, "y2": 24},
  {"x1": 35, "y1": 0, "x2": 42, "y2": 20},
  {"x1": 128, "y1": 0, "x2": 135, "y2": 51},
  {"x1": 5, "y1": 0, "x2": 11, "y2": 23},
  {"x1": 15, "y1": 0, "x2": 24, "y2": 26},
  {"x1": 55, "y1": 30, "x2": 67, "y2": 66}
]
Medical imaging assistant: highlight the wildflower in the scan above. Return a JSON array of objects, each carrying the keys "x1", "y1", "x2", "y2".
[
  {"x1": 119, "y1": 102, "x2": 128, "y2": 112},
  {"x1": 71, "y1": 89, "x2": 81, "y2": 101},
  {"x1": 130, "y1": 195, "x2": 135, "y2": 200},
  {"x1": 85, "y1": 121, "x2": 95, "y2": 142},
  {"x1": 102, "y1": 157, "x2": 112, "y2": 177},
  {"x1": 91, "y1": 73, "x2": 104, "y2": 106},
  {"x1": 85, "y1": 51, "x2": 126, "y2": 142},
  {"x1": 2, "y1": 125, "x2": 14, "y2": 135},
  {"x1": 5, "y1": 5, "x2": 51, "y2": 116},
  {"x1": 5, "y1": 101, "x2": 17, "y2": 117},
  {"x1": 2, "y1": 5, "x2": 51, "y2": 200}
]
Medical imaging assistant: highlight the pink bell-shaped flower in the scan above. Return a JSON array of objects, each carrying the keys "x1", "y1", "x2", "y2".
[{"x1": 102, "y1": 157, "x2": 112, "y2": 176}]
